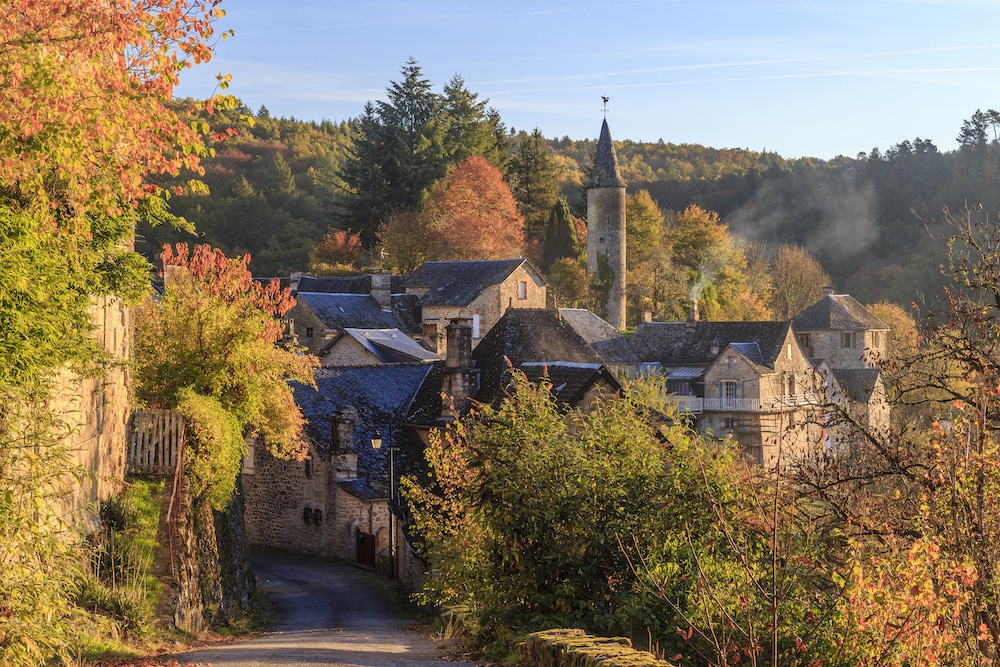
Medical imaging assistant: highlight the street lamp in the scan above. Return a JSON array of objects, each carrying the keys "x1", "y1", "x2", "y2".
[{"x1": 370, "y1": 427, "x2": 396, "y2": 578}]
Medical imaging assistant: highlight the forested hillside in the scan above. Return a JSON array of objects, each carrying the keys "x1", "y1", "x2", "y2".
[{"x1": 147, "y1": 63, "x2": 1000, "y2": 317}]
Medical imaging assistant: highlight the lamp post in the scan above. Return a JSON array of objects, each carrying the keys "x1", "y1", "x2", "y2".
[{"x1": 370, "y1": 427, "x2": 396, "y2": 578}]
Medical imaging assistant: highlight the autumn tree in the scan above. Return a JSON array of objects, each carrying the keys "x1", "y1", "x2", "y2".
[
  {"x1": 309, "y1": 227, "x2": 363, "y2": 274},
  {"x1": 0, "y1": 2, "x2": 229, "y2": 661},
  {"x1": 379, "y1": 156, "x2": 524, "y2": 265},
  {"x1": 769, "y1": 243, "x2": 832, "y2": 319},
  {"x1": 134, "y1": 243, "x2": 317, "y2": 496}
]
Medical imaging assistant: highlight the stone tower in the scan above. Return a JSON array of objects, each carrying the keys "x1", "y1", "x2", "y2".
[{"x1": 587, "y1": 119, "x2": 627, "y2": 331}]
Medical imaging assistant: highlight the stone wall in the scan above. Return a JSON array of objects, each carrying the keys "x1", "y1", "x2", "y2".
[
  {"x1": 521, "y1": 629, "x2": 674, "y2": 667},
  {"x1": 53, "y1": 295, "x2": 131, "y2": 527},
  {"x1": 242, "y1": 438, "x2": 390, "y2": 562}
]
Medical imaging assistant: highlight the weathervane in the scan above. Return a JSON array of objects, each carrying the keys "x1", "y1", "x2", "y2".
[{"x1": 601, "y1": 96, "x2": 609, "y2": 118}]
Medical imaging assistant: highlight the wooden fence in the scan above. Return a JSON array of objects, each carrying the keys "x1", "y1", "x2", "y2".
[{"x1": 127, "y1": 409, "x2": 184, "y2": 475}]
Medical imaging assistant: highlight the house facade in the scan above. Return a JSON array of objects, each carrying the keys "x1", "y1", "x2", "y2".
[
  {"x1": 632, "y1": 315, "x2": 824, "y2": 466},
  {"x1": 404, "y1": 259, "x2": 547, "y2": 351}
]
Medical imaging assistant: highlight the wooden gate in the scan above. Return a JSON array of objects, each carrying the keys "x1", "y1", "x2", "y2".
[
  {"x1": 127, "y1": 409, "x2": 184, "y2": 475},
  {"x1": 356, "y1": 531, "x2": 376, "y2": 567}
]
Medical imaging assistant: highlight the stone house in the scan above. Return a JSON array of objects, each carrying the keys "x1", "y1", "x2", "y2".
[
  {"x1": 518, "y1": 362, "x2": 623, "y2": 412},
  {"x1": 404, "y1": 258, "x2": 547, "y2": 352},
  {"x1": 632, "y1": 314, "x2": 824, "y2": 466},
  {"x1": 793, "y1": 292, "x2": 892, "y2": 448},
  {"x1": 471, "y1": 308, "x2": 607, "y2": 406},
  {"x1": 318, "y1": 328, "x2": 441, "y2": 366},
  {"x1": 283, "y1": 272, "x2": 421, "y2": 355},
  {"x1": 792, "y1": 291, "x2": 890, "y2": 370},
  {"x1": 242, "y1": 362, "x2": 443, "y2": 588}
]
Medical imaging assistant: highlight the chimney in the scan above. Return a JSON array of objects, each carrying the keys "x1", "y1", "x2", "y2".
[
  {"x1": 330, "y1": 406, "x2": 358, "y2": 480},
  {"x1": 442, "y1": 317, "x2": 479, "y2": 419},
  {"x1": 370, "y1": 270, "x2": 391, "y2": 311},
  {"x1": 642, "y1": 310, "x2": 653, "y2": 324},
  {"x1": 822, "y1": 285, "x2": 835, "y2": 297},
  {"x1": 289, "y1": 271, "x2": 303, "y2": 293},
  {"x1": 686, "y1": 300, "x2": 699, "y2": 330},
  {"x1": 420, "y1": 319, "x2": 442, "y2": 355}
]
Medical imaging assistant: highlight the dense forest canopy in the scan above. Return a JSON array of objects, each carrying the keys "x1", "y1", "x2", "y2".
[{"x1": 144, "y1": 61, "x2": 1000, "y2": 316}]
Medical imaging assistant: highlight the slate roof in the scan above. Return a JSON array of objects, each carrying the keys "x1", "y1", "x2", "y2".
[
  {"x1": 730, "y1": 342, "x2": 765, "y2": 366},
  {"x1": 832, "y1": 368, "x2": 882, "y2": 403},
  {"x1": 519, "y1": 361, "x2": 623, "y2": 407},
  {"x1": 793, "y1": 294, "x2": 889, "y2": 332},
  {"x1": 558, "y1": 308, "x2": 636, "y2": 363},
  {"x1": 292, "y1": 363, "x2": 444, "y2": 498},
  {"x1": 472, "y1": 308, "x2": 605, "y2": 404},
  {"x1": 296, "y1": 292, "x2": 420, "y2": 334},
  {"x1": 631, "y1": 320, "x2": 795, "y2": 369},
  {"x1": 405, "y1": 259, "x2": 536, "y2": 307},
  {"x1": 324, "y1": 328, "x2": 440, "y2": 364},
  {"x1": 588, "y1": 119, "x2": 625, "y2": 188},
  {"x1": 296, "y1": 274, "x2": 407, "y2": 294}
]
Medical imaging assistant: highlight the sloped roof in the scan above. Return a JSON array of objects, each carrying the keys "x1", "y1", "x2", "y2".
[
  {"x1": 329, "y1": 328, "x2": 440, "y2": 364},
  {"x1": 588, "y1": 119, "x2": 625, "y2": 188},
  {"x1": 472, "y1": 308, "x2": 604, "y2": 405},
  {"x1": 296, "y1": 273, "x2": 407, "y2": 294},
  {"x1": 296, "y1": 292, "x2": 420, "y2": 334},
  {"x1": 519, "y1": 362, "x2": 622, "y2": 407},
  {"x1": 730, "y1": 342, "x2": 765, "y2": 366},
  {"x1": 558, "y1": 308, "x2": 636, "y2": 363},
  {"x1": 832, "y1": 368, "x2": 882, "y2": 403},
  {"x1": 793, "y1": 294, "x2": 889, "y2": 332},
  {"x1": 631, "y1": 320, "x2": 795, "y2": 369},
  {"x1": 292, "y1": 363, "x2": 443, "y2": 496},
  {"x1": 405, "y1": 258, "x2": 537, "y2": 307}
]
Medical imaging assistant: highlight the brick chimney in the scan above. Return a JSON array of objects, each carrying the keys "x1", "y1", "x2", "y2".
[
  {"x1": 330, "y1": 406, "x2": 358, "y2": 480},
  {"x1": 642, "y1": 310, "x2": 653, "y2": 324},
  {"x1": 442, "y1": 317, "x2": 479, "y2": 419},
  {"x1": 370, "y1": 270, "x2": 391, "y2": 311}
]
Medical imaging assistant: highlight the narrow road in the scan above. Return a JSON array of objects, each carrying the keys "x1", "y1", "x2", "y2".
[{"x1": 175, "y1": 549, "x2": 478, "y2": 667}]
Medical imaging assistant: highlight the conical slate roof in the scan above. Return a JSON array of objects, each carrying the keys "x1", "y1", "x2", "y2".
[{"x1": 588, "y1": 119, "x2": 625, "y2": 188}]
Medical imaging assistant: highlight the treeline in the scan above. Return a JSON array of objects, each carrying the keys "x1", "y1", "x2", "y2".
[{"x1": 148, "y1": 61, "x2": 1000, "y2": 317}]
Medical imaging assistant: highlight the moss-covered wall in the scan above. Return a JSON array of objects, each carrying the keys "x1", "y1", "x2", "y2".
[{"x1": 521, "y1": 629, "x2": 675, "y2": 667}]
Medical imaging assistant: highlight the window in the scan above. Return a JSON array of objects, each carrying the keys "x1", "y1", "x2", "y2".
[
  {"x1": 304, "y1": 456, "x2": 313, "y2": 478},
  {"x1": 305, "y1": 326, "x2": 314, "y2": 339},
  {"x1": 472, "y1": 314, "x2": 481, "y2": 339},
  {"x1": 787, "y1": 373, "x2": 796, "y2": 396},
  {"x1": 518, "y1": 280, "x2": 528, "y2": 300},
  {"x1": 872, "y1": 331, "x2": 881, "y2": 348},
  {"x1": 721, "y1": 380, "x2": 737, "y2": 409},
  {"x1": 725, "y1": 355, "x2": 736, "y2": 368},
  {"x1": 787, "y1": 343, "x2": 792, "y2": 359},
  {"x1": 841, "y1": 331, "x2": 856, "y2": 349},
  {"x1": 797, "y1": 333, "x2": 812, "y2": 356},
  {"x1": 722, "y1": 417, "x2": 736, "y2": 433}
]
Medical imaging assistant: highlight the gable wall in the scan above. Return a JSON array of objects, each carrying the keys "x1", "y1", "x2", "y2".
[
  {"x1": 801, "y1": 328, "x2": 885, "y2": 369},
  {"x1": 242, "y1": 439, "x2": 390, "y2": 561},
  {"x1": 320, "y1": 336, "x2": 380, "y2": 366},
  {"x1": 286, "y1": 300, "x2": 334, "y2": 355}
]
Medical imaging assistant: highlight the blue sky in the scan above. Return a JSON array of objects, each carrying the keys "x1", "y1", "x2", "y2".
[{"x1": 175, "y1": 1, "x2": 1000, "y2": 160}]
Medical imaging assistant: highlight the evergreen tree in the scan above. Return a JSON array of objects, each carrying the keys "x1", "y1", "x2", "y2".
[{"x1": 508, "y1": 128, "x2": 561, "y2": 241}]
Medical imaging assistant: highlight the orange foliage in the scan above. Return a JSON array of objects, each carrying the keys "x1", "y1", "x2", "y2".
[
  {"x1": 423, "y1": 156, "x2": 525, "y2": 260},
  {"x1": 0, "y1": 0, "x2": 228, "y2": 218},
  {"x1": 310, "y1": 228, "x2": 363, "y2": 269}
]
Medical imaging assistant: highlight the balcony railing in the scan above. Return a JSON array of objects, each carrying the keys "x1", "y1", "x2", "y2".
[{"x1": 667, "y1": 393, "x2": 821, "y2": 414}]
